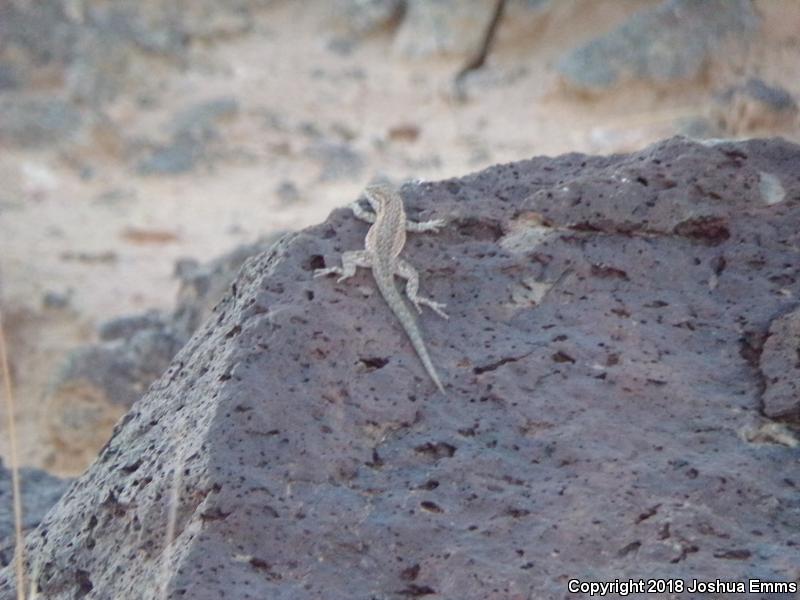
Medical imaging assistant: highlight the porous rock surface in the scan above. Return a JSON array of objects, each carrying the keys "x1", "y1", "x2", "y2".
[{"x1": 2, "y1": 137, "x2": 800, "y2": 598}]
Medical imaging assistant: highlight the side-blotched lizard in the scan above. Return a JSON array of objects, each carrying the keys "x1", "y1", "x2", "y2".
[{"x1": 315, "y1": 183, "x2": 448, "y2": 393}]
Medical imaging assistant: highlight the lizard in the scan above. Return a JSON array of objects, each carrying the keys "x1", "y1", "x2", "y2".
[{"x1": 314, "y1": 183, "x2": 449, "y2": 393}]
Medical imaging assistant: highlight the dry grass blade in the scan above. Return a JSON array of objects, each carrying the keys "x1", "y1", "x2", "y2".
[
  {"x1": 0, "y1": 303, "x2": 27, "y2": 600},
  {"x1": 159, "y1": 458, "x2": 184, "y2": 600}
]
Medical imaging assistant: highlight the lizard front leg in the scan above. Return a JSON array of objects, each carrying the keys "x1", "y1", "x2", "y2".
[
  {"x1": 396, "y1": 259, "x2": 449, "y2": 319},
  {"x1": 351, "y1": 199, "x2": 446, "y2": 233},
  {"x1": 350, "y1": 200, "x2": 377, "y2": 224},
  {"x1": 314, "y1": 250, "x2": 372, "y2": 282}
]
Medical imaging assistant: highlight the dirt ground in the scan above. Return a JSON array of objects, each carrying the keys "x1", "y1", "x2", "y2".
[{"x1": 1, "y1": 0, "x2": 799, "y2": 475}]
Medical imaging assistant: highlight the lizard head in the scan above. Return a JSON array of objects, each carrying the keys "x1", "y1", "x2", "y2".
[{"x1": 363, "y1": 182, "x2": 394, "y2": 213}]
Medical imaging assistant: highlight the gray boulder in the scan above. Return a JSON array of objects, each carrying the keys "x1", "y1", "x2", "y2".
[
  {"x1": 558, "y1": 0, "x2": 760, "y2": 92},
  {"x1": 333, "y1": 0, "x2": 405, "y2": 36},
  {"x1": 393, "y1": 0, "x2": 502, "y2": 58},
  {"x1": 710, "y1": 78, "x2": 799, "y2": 136},
  {"x1": 0, "y1": 0, "x2": 275, "y2": 128},
  {"x1": 2, "y1": 137, "x2": 799, "y2": 598},
  {"x1": 0, "y1": 95, "x2": 83, "y2": 148},
  {"x1": 136, "y1": 96, "x2": 241, "y2": 176}
]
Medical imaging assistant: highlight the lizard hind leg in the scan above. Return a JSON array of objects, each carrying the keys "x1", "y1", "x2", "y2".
[
  {"x1": 405, "y1": 217, "x2": 446, "y2": 233},
  {"x1": 396, "y1": 259, "x2": 449, "y2": 319},
  {"x1": 314, "y1": 250, "x2": 372, "y2": 282}
]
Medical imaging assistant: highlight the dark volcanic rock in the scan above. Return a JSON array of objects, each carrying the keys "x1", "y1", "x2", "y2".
[
  {"x1": 2, "y1": 137, "x2": 800, "y2": 598},
  {"x1": 760, "y1": 308, "x2": 800, "y2": 421}
]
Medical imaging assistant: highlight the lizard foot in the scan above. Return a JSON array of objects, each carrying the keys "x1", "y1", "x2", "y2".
[
  {"x1": 409, "y1": 218, "x2": 447, "y2": 233},
  {"x1": 414, "y1": 298, "x2": 449, "y2": 319},
  {"x1": 313, "y1": 267, "x2": 342, "y2": 278}
]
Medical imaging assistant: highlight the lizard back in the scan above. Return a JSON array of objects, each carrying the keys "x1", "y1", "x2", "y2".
[{"x1": 364, "y1": 184, "x2": 407, "y2": 259}]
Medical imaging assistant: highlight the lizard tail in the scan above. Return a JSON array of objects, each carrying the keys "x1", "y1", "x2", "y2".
[{"x1": 373, "y1": 272, "x2": 445, "y2": 393}]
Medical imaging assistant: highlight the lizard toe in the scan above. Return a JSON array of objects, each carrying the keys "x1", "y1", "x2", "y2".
[
  {"x1": 429, "y1": 302, "x2": 449, "y2": 319},
  {"x1": 314, "y1": 268, "x2": 340, "y2": 278}
]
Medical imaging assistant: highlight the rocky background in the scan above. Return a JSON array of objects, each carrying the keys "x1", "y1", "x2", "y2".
[{"x1": 0, "y1": 0, "x2": 799, "y2": 596}]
